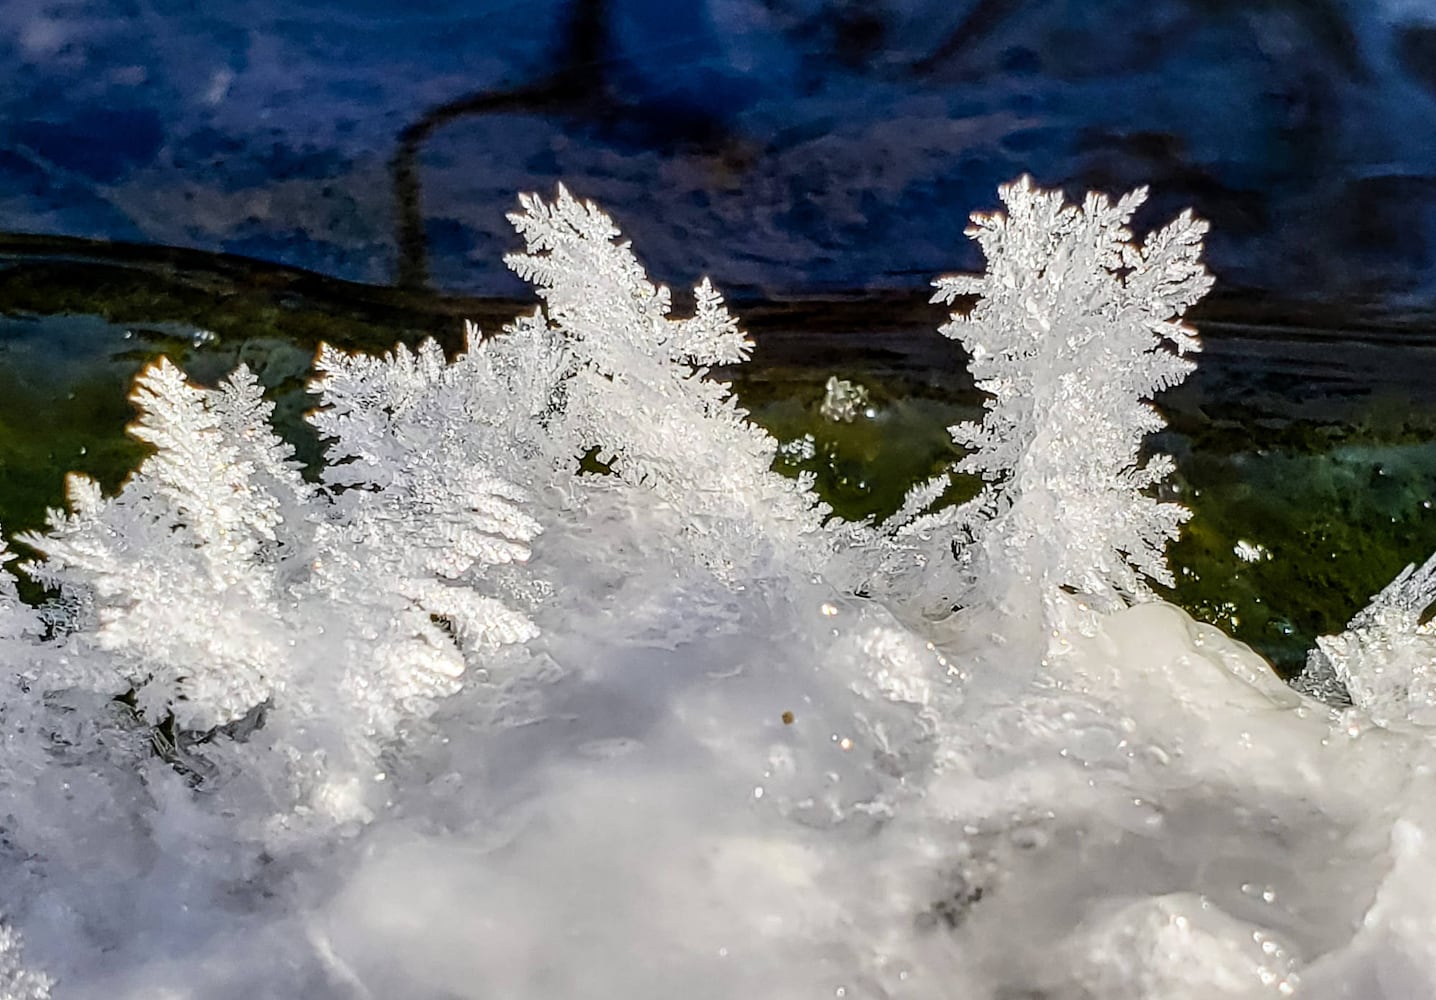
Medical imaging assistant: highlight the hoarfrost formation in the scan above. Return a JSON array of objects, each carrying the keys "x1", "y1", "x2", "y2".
[{"x1": 0, "y1": 180, "x2": 1431, "y2": 999}]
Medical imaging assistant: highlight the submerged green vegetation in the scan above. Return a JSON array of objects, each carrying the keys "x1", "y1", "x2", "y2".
[{"x1": 2, "y1": 249, "x2": 1434, "y2": 676}]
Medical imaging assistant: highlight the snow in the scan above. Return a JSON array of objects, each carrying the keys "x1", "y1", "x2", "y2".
[{"x1": 113, "y1": 586, "x2": 1426, "y2": 999}]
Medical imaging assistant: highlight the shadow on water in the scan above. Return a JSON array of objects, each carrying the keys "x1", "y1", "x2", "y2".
[
  {"x1": 388, "y1": 0, "x2": 746, "y2": 292},
  {"x1": 390, "y1": 0, "x2": 611, "y2": 293}
]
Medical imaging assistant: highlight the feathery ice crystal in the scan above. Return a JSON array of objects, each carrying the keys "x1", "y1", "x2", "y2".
[
  {"x1": 0, "y1": 180, "x2": 1435, "y2": 997},
  {"x1": 884, "y1": 177, "x2": 1211, "y2": 617}
]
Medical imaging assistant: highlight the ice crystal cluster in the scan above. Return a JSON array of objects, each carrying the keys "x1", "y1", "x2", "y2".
[
  {"x1": 1, "y1": 179, "x2": 1436, "y2": 998},
  {"x1": 877, "y1": 180, "x2": 1208, "y2": 617}
]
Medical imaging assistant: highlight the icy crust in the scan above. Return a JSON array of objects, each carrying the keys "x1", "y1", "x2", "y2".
[
  {"x1": 3, "y1": 181, "x2": 1436, "y2": 997},
  {"x1": 304, "y1": 598, "x2": 1433, "y2": 999}
]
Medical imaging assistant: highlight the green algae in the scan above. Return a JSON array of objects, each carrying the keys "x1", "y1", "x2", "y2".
[{"x1": 1162, "y1": 439, "x2": 1436, "y2": 675}]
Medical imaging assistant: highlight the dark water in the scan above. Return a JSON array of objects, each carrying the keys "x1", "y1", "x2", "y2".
[{"x1": 1, "y1": 1, "x2": 1434, "y2": 303}]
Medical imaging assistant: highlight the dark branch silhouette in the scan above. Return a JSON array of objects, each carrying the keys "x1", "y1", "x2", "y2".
[{"x1": 392, "y1": 0, "x2": 610, "y2": 292}]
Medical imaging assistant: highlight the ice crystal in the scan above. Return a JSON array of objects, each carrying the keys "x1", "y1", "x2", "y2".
[
  {"x1": 18, "y1": 348, "x2": 541, "y2": 780},
  {"x1": 0, "y1": 541, "x2": 38, "y2": 643},
  {"x1": 505, "y1": 185, "x2": 832, "y2": 576},
  {"x1": 0, "y1": 924, "x2": 50, "y2": 1000},
  {"x1": 888, "y1": 176, "x2": 1211, "y2": 616},
  {"x1": 19, "y1": 361, "x2": 295, "y2": 727},
  {"x1": 306, "y1": 338, "x2": 544, "y2": 743},
  {"x1": 1298, "y1": 552, "x2": 1436, "y2": 724},
  {"x1": 819, "y1": 377, "x2": 870, "y2": 423}
]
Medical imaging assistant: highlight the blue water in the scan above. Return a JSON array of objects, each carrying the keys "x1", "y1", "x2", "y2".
[{"x1": 1, "y1": 1, "x2": 1433, "y2": 301}]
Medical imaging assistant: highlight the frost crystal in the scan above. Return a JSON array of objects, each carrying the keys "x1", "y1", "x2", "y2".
[
  {"x1": 0, "y1": 925, "x2": 50, "y2": 1000},
  {"x1": 307, "y1": 337, "x2": 543, "y2": 740},
  {"x1": 819, "y1": 377, "x2": 870, "y2": 423},
  {"x1": 505, "y1": 185, "x2": 831, "y2": 576},
  {"x1": 0, "y1": 541, "x2": 38, "y2": 643},
  {"x1": 18, "y1": 349, "x2": 541, "y2": 793},
  {"x1": 1298, "y1": 553, "x2": 1436, "y2": 724},
  {"x1": 889, "y1": 176, "x2": 1211, "y2": 615},
  {"x1": 19, "y1": 360, "x2": 296, "y2": 727}
]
